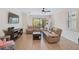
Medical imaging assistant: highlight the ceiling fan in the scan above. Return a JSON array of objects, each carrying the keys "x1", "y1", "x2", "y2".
[{"x1": 42, "y1": 8, "x2": 51, "y2": 12}]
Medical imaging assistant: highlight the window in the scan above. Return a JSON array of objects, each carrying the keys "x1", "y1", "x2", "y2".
[
  {"x1": 32, "y1": 18, "x2": 46, "y2": 28},
  {"x1": 68, "y1": 9, "x2": 77, "y2": 31}
]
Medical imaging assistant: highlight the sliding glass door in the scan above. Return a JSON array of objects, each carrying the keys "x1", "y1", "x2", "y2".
[{"x1": 32, "y1": 18, "x2": 46, "y2": 28}]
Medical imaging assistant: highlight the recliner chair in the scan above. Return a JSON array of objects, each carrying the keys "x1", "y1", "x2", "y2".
[{"x1": 43, "y1": 27, "x2": 62, "y2": 43}]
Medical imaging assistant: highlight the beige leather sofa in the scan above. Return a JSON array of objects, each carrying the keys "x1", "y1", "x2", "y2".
[
  {"x1": 26, "y1": 26, "x2": 41, "y2": 34},
  {"x1": 43, "y1": 27, "x2": 62, "y2": 43},
  {"x1": 26, "y1": 26, "x2": 34, "y2": 34}
]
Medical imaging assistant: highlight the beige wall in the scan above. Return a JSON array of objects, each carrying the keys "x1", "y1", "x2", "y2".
[
  {"x1": 76, "y1": 9, "x2": 79, "y2": 32},
  {"x1": 53, "y1": 9, "x2": 68, "y2": 31},
  {"x1": 22, "y1": 14, "x2": 33, "y2": 33},
  {"x1": 53, "y1": 8, "x2": 79, "y2": 44}
]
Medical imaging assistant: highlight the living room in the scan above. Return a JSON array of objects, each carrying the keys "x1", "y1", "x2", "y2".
[{"x1": 0, "y1": 8, "x2": 79, "y2": 50}]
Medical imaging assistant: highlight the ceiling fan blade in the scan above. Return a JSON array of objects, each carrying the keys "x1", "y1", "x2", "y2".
[
  {"x1": 42, "y1": 8, "x2": 45, "y2": 12},
  {"x1": 42, "y1": 8, "x2": 51, "y2": 12},
  {"x1": 43, "y1": 8, "x2": 45, "y2": 10}
]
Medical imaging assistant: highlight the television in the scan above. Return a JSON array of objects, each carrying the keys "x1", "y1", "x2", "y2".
[{"x1": 8, "y1": 12, "x2": 19, "y2": 24}]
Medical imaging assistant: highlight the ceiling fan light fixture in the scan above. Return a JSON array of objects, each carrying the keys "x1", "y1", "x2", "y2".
[{"x1": 42, "y1": 8, "x2": 51, "y2": 12}]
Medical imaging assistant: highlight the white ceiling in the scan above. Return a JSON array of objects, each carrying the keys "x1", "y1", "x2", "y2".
[{"x1": 15, "y1": 8, "x2": 62, "y2": 15}]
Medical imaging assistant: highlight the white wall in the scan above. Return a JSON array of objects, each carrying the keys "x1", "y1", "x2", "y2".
[
  {"x1": 21, "y1": 13, "x2": 27, "y2": 33},
  {"x1": 0, "y1": 9, "x2": 8, "y2": 30},
  {"x1": 0, "y1": 8, "x2": 23, "y2": 30},
  {"x1": 26, "y1": 15, "x2": 32, "y2": 26}
]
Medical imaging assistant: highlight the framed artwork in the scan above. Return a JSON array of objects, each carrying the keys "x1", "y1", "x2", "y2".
[{"x1": 8, "y1": 12, "x2": 19, "y2": 24}]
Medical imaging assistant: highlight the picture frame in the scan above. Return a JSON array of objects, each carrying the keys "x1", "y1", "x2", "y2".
[{"x1": 8, "y1": 12, "x2": 19, "y2": 24}]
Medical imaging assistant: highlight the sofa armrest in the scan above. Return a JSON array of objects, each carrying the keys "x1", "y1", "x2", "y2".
[{"x1": 4, "y1": 35, "x2": 10, "y2": 41}]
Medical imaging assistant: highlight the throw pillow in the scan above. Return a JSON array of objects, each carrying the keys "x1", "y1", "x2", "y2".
[{"x1": 0, "y1": 30, "x2": 5, "y2": 38}]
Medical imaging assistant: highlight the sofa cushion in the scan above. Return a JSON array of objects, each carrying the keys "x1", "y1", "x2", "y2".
[
  {"x1": 53, "y1": 27, "x2": 62, "y2": 36},
  {"x1": 43, "y1": 31, "x2": 58, "y2": 37},
  {"x1": 52, "y1": 27, "x2": 58, "y2": 33},
  {"x1": 51, "y1": 32, "x2": 58, "y2": 37}
]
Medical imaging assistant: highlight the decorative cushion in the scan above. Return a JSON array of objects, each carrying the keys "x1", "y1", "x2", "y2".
[
  {"x1": 0, "y1": 39, "x2": 15, "y2": 49},
  {"x1": 0, "y1": 40, "x2": 4, "y2": 47},
  {"x1": 0, "y1": 39, "x2": 6, "y2": 48},
  {"x1": 0, "y1": 30, "x2": 5, "y2": 38}
]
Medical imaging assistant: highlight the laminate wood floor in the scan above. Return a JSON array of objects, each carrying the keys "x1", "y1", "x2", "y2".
[{"x1": 15, "y1": 34, "x2": 79, "y2": 50}]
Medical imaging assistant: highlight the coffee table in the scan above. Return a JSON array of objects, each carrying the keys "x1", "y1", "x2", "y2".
[{"x1": 32, "y1": 32, "x2": 41, "y2": 40}]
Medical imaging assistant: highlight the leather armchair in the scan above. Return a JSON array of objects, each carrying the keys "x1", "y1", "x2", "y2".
[
  {"x1": 26, "y1": 26, "x2": 33, "y2": 34},
  {"x1": 43, "y1": 27, "x2": 62, "y2": 43}
]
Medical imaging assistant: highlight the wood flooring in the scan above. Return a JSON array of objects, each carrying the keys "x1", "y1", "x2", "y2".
[{"x1": 15, "y1": 34, "x2": 79, "y2": 50}]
